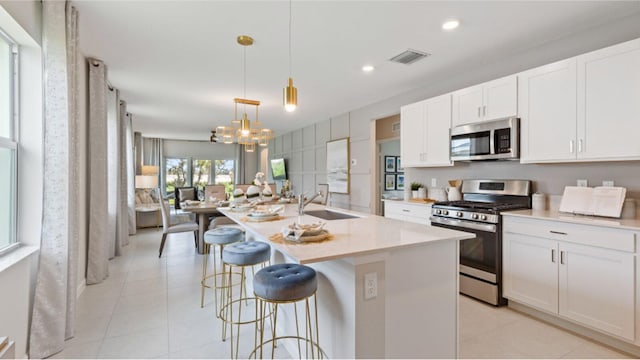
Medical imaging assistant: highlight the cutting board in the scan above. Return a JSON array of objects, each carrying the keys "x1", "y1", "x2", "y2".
[{"x1": 559, "y1": 186, "x2": 626, "y2": 218}]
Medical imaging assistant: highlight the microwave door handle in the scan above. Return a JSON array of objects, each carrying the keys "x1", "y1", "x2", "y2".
[{"x1": 489, "y1": 128, "x2": 496, "y2": 155}]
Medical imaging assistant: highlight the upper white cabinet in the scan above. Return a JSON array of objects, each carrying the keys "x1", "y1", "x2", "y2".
[
  {"x1": 452, "y1": 75, "x2": 518, "y2": 127},
  {"x1": 401, "y1": 94, "x2": 453, "y2": 167},
  {"x1": 577, "y1": 38, "x2": 640, "y2": 161},
  {"x1": 519, "y1": 58, "x2": 577, "y2": 162},
  {"x1": 519, "y1": 38, "x2": 640, "y2": 163}
]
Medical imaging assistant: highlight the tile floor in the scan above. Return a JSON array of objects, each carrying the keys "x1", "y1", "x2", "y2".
[{"x1": 54, "y1": 228, "x2": 632, "y2": 359}]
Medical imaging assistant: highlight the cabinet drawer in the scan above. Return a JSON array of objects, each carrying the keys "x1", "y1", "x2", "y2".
[{"x1": 504, "y1": 217, "x2": 636, "y2": 253}]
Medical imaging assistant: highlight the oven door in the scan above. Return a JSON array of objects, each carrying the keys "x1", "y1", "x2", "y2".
[{"x1": 429, "y1": 216, "x2": 498, "y2": 282}]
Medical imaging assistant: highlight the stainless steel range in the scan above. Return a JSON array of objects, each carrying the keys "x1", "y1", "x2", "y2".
[{"x1": 430, "y1": 179, "x2": 532, "y2": 306}]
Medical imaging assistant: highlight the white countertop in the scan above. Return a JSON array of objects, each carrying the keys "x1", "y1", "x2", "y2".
[
  {"x1": 503, "y1": 209, "x2": 640, "y2": 231},
  {"x1": 218, "y1": 203, "x2": 473, "y2": 264},
  {"x1": 382, "y1": 198, "x2": 435, "y2": 207}
]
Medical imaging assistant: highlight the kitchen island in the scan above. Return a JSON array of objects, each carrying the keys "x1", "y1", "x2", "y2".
[{"x1": 217, "y1": 203, "x2": 474, "y2": 358}]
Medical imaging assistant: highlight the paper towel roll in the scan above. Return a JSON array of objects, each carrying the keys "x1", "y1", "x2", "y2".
[{"x1": 532, "y1": 193, "x2": 547, "y2": 211}]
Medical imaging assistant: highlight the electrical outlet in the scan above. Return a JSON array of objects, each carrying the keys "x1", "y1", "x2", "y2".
[
  {"x1": 603, "y1": 180, "x2": 614, "y2": 187},
  {"x1": 351, "y1": 158, "x2": 357, "y2": 166},
  {"x1": 431, "y1": 178, "x2": 437, "y2": 187},
  {"x1": 364, "y1": 272, "x2": 377, "y2": 300},
  {"x1": 577, "y1": 179, "x2": 588, "y2": 187}
]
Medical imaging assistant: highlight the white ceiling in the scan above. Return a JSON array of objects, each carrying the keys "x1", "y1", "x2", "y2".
[{"x1": 73, "y1": 1, "x2": 640, "y2": 141}]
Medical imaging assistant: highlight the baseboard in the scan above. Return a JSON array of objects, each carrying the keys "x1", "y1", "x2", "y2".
[
  {"x1": 509, "y1": 301, "x2": 640, "y2": 358},
  {"x1": 76, "y1": 279, "x2": 86, "y2": 299}
]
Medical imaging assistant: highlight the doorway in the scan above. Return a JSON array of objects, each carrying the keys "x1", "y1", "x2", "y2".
[{"x1": 371, "y1": 114, "x2": 400, "y2": 216}]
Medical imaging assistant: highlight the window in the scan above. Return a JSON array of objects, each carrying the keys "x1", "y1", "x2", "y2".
[
  {"x1": 214, "y1": 160, "x2": 234, "y2": 195},
  {"x1": 165, "y1": 158, "x2": 188, "y2": 204},
  {"x1": 192, "y1": 159, "x2": 211, "y2": 188},
  {"x1": 0, "y1": 30, "x2": 17, "y2": 253}
]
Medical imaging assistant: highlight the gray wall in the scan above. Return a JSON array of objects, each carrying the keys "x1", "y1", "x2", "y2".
[{"x1": 270, "y1": 14, "x2": 640, "y2": 213}]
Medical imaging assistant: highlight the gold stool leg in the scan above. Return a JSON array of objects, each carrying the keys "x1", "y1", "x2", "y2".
[{"x1": 200, "y1": 243, "x2": 209, "y2": 308}]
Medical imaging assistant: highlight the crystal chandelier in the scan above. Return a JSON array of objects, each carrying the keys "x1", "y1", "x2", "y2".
[{"x1": 211, "y1": 35, "x2": 275, "y2": 152}]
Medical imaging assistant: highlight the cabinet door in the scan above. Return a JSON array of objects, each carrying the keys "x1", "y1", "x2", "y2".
[
  {"x1": 424, "y1": 94, "x2": 453, "y2": 166},
  {"x1": 384, "y1": 202, "x2": 405, "y2": 221},
  {"x1": 400, "y1": 101, "x2": 425, "y2": 167},
  {"x1": 483, "y1": 75, "x2": 518, "y2": 120},
  {"x1": 577, "y1": 38, "x2": 640, "y2": 160},
  {"x1": 558, "y1": 242, "x2": 635, "y2": 341},
  {"x1": 452, "y1": 84, "x2": 483, "y2": 127},
  {"x1": 519, "y1": 59, "x2": 577, "y2": 163},
  {"x1": 503, "y1": 232, "x2": 558, "y2": 313}
]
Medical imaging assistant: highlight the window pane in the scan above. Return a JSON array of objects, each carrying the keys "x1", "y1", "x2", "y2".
[
  {"x1": 214, "y1": 160, "x2": 234, "y2": 195},
  {"x1": 165, "y1": 158, "x2": 189, "y2": 200},
  {"x1": 0, "y1": 36, "x2": 12, "y2": 139},
  {"x1": 192, "y1": 159, "x2": 211, "y2": 188},
  {"x1": 0, "y1": 147, "x2": 15, "y2": 249}
]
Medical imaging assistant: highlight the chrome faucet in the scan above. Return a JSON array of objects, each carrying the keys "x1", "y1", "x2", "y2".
[{"x1": 298, "y1": 191, "x2": 323, "y2": 215}]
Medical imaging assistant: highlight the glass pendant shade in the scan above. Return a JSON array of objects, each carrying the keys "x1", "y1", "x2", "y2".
[
  {"x1": 240, "y1": 114, "x2": 250, "y2": 136},
  {"x1": 283, "y1": 77, "x2": 297, "y2": 112}
]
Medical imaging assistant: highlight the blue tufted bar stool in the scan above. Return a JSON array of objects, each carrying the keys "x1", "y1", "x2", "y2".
[
  {"x1": 220, "y1": 241, "x2": 272, "y2": 359},
  {"x1": 252, "y1": 263, "x2": 324, "y2": 359},
  {"x1": 201, "y1": 227, "x2": 244, "y2": 315}
]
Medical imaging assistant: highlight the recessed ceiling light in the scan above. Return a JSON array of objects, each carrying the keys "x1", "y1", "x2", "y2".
[
  {"x1": 362, "y1": 65, "x2": 375, "y2": 72},
  {"x1": 442, "y1": 20, "x2": 460, "y2": 30}
]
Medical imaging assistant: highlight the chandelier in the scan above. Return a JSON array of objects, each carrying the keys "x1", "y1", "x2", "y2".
[{"x1": 210, "y1": 35, "x2": 275, "y2": 152}]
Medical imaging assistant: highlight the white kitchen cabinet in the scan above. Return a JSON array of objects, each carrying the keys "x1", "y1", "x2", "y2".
[
  {"x1": 400, "y1": 94, "x2": 452, "y2": 167},
  {"x1": 519, "y1": 58, "x2": 577, "y2": 162},
  {"x1": 452, "y1": 75, "x2": 517, "y2": 127},
  {"x1": 503, "y1": 232, "x2": 558, "y2": 314},
  {"x1": 384, "y1": 201, "x2": 431, "y2": 225},
  {"x1": 519, "y1": 38, "x2": 640, "y2": 163},
  {"x1": 503, "y1": 216, "x2": 636, "y2": 341},
  {"x1": 577, "y1": 38, "x2": 640, "y2": 161}
]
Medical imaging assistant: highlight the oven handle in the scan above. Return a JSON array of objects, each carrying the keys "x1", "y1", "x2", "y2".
[{"x1": 430, "y1": 216, "x2": 497, "y2": 233}]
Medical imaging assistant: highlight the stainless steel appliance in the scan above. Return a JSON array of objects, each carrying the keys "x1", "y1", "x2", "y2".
[
  {"x1": 430, "y1": 179, "x2": 531, "y2": 306},
  {"x1": 450, "y1": 117, "x2": 519, "y2": 161}
]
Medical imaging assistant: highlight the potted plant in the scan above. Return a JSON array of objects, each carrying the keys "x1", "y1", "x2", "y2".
[{"x1": 410, "y1": 182, "x2": 423, "y2": 198}]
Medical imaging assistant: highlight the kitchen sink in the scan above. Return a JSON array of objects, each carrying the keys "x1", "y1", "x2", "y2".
[{"x1": 304, "y1": 209, "x2": 360, "y2": 220}]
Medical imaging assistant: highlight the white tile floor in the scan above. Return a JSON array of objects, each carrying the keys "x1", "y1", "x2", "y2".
[{"x1": 54, "y1": 228, "x2": 633, "y2": 359}]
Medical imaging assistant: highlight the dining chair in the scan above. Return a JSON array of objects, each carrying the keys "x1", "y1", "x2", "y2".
[
  {"x1": 158, "y1": 197, "x2": 199, "y2": 257},
  {"x1": 204, "y1": 184, "x2": 227, "y2": 202}
]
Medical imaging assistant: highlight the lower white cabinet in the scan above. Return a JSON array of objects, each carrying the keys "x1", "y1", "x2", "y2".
[
  {"x1": 503, "y1": 216, "x2": 636, "y2": 341},
  {"x1": 384, "y1": 201, "x2": 431, "y2": 225}
]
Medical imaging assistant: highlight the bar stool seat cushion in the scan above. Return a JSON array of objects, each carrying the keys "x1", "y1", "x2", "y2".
[
  {"x1": 253, "y1": 263, "x2": 317, "y2": 302},
  {"x1": 204, "y1": 227, "x2": 244, "y2": 246},
  {"x1": 222, "y1": 241, "x2": 271, "y2": 266}
]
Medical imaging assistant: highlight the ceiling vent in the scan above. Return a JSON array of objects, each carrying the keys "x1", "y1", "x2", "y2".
[{"x1": 389, "y1": 49, "x2": 430, "y2": 65}]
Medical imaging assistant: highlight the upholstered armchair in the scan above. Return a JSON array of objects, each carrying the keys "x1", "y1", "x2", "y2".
[
  {"x1": 174, "y1": 186, "x2": 197, "y2": 209},
  {"x1": 135, "y1": 188, "x2": 161, "y2": 228},
  {"x1": 204, "y1": 184, "x2": 227, "y2": 202}
]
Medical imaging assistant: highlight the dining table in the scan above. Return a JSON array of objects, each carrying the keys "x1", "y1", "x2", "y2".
[{"x1": 180, "y1": 202, "x2": 223, "y2": 254}]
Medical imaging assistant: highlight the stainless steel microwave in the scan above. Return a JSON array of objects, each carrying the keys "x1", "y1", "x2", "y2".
[{"x1": 450, "y1": 117, "x2": 519, "y2": 161}]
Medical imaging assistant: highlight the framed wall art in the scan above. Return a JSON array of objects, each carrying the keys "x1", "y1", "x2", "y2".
[
  {"x1": 385, "y1": 174, "x2": 396, "y2": 191},
  {"x1": 326, "y1": 138, "x2": 350, "y2": 194},
  {"x1": 396, "y1": 174, "x2": 405, "y2": 190},
  {"x1": 384, "y1": 156, "x2": 396, "y2": 173}
]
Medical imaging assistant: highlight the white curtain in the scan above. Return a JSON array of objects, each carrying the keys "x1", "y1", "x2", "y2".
[
  {"x1": 87, "y1": 58, "x2": 111, "y2": 284},
  {"x1": 142, "y1": 137, "x2": 164, "y2": 194},
  {"x1": 107, "y1": 88, "x2": 119, "y2": 258},
  {"x1": 123, "y1": 108, "x2": 136, "y2": 235},
  {"x1": 29, "y1": 1, "x2": 79, "y2": 358}
]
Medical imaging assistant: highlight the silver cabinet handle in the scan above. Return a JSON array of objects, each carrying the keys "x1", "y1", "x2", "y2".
[
  {"x1": 402, "y1": 209, "x2": 410, "y2": 212},
  {"x1": 560, "y1": 251, "x2": 565, "y2": 265},
  {"x1": 569, "y1": 140, "x2": 575, "y2": 153},
  {"x1": 477, "y1": 106, "x2": 481, "y2": 117},
  {"x1": 551, "y1": 249, "x2": 556, "y2": 263},
  {"x1": 550, "y1": 230, "x2": 567, "y2": 235},
  {"x1": 578, "y1": 139, "x2": 583, "y2": 153}
]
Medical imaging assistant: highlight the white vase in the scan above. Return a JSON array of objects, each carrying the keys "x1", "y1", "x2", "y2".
[{"x1": 412, "y1": 190, "x2": 418, "y2": 198}]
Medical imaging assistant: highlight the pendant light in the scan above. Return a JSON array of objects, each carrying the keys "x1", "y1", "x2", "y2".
[{"x1": 283, "y1": 0, "x2": 298, "y2": 112}]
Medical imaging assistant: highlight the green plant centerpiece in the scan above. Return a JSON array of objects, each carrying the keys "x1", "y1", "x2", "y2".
[{"x1": 410, "y1": 182, "x2": 423, "y2": 191}]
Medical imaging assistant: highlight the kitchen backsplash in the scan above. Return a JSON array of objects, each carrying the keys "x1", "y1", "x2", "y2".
[{"x1": 407, "y1": 160, "x2": 640, "y2": 200}]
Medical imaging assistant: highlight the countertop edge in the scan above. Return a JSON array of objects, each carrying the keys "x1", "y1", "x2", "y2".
[{"x1": 503, "y1": 209, "x2": 640, "y2": 231}]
